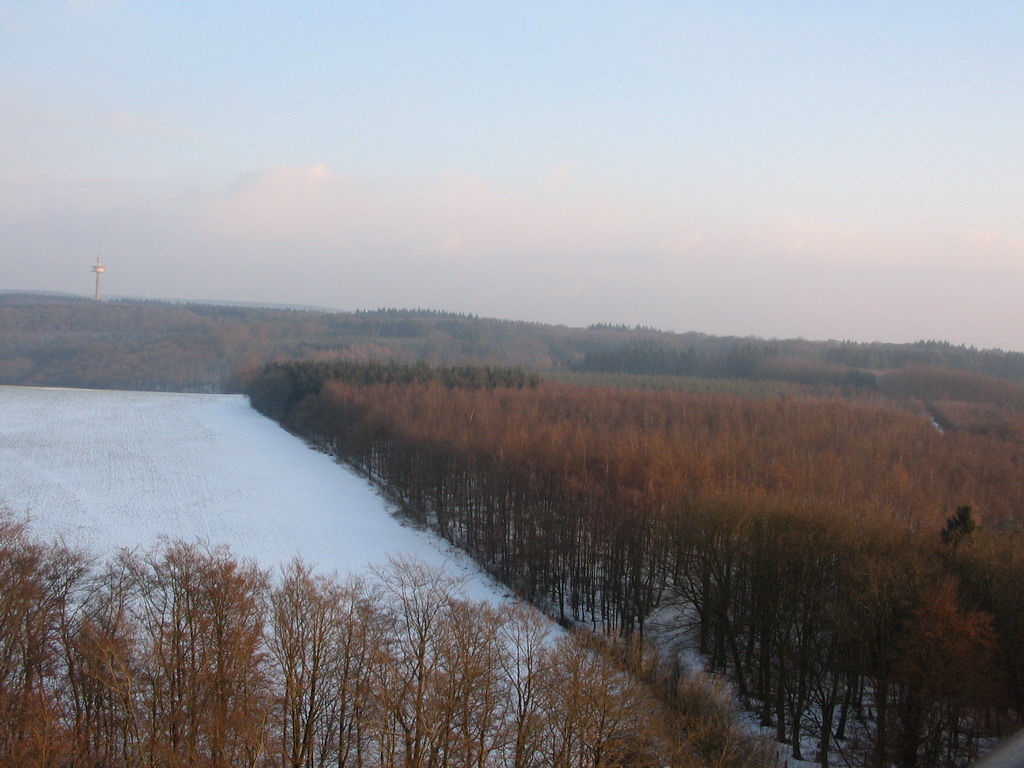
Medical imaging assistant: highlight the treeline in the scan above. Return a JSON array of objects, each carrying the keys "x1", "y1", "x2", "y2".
[
  {"x1": 0, "y1": 297, "x2": 257, "y2": 392},
  {"x1": 248, "y1": 362, "x2": 1024, "y2": 767},
  {"x1": 879, "y1": 365, "x2": 1024, "y2": 409},
  {"x1": 574, "y1": 342, "x2": 1024, "y2": 398},
  {"x1": 0, "y1": 514, "x2": 780, "y2": 768},
  {"x1": 6, "y1": 293, "x2": 1024, "y2": 397},
  {"x1": 575, "y1": 345, "x2": 700, "y2": 377},
  {"x1": 827, "y1": 340, "x2": 1024, "y2": 382},
  {"x1": 248, "y1": 360, "x2": 539, "y2": 425},
  {"x1": 573, "y1": 342, "x2": 880, "y2": 390},
  {"x1": 0, "y1": 296, "x2": 574, "y2": 391}
]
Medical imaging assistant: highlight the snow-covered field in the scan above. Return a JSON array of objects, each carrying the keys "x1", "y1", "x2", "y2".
[{"x1": 0, "y1": 386, "x2": 504, "y2": 602}]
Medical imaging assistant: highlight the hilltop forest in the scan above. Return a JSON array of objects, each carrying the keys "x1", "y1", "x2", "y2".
[
  {"x1": 3, "y1": 293, "x2": 1024, "y2": 395},
  {"x1": 3, "y1": 293, "x2": 1024, "y2": 766}
]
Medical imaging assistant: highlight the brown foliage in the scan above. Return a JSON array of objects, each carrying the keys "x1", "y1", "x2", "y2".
[
  {"x1": 249, "y1": 365, "x2": 1024, "y2": 766},
  {"x1": 0, "y1": 516, "x2": 694, "y2": 768}
]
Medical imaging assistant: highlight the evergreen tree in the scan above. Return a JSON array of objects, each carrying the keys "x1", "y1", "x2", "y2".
[{"x1": 941, "y1": 505, "x2": 979, "y2": 547}]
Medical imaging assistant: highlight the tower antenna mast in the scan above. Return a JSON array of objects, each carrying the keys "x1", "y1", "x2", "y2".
[{"x1": 91, "y1": 249, "x2": 106, "y2": 301}]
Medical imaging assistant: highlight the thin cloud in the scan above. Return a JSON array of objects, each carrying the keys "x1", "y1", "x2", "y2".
[
  {"x1": 203, "y1": 164, "x2": 347, "y2": 237},
  {"x1": 660, "y1": 231, "x2": 705, "y2": 257},
  {"x1": 441, "y1": 233, "x2": 464, "y2": 253},
  {"x1": 109, "y1": 111, "x2": 209, "y2": 142},
  {"x1": 761, "y1": 215, "x2": 1024, "y2": 271},
  {"x1": 956, "y1": 229, "x2": 1024, "y2": 268},
  {"x1": 198, "y1": 164, "x2": 659, "y2": 259},
  {"x1": 547, "y1": 161, "x2": 573, "y2": 186}
]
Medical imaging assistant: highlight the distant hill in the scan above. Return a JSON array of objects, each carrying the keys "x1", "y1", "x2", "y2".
[{"x1": 3, "y1": 291, "x2": 1024, "y2": 401}]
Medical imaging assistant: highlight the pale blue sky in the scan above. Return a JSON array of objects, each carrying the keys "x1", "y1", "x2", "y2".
[{"x1": 3, "y1": 1, "x2": 1023, "y2": 350}]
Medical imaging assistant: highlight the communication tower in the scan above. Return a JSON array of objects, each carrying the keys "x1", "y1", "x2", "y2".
[{"x1": 92, "y1": 250, "x2": 106, "y2": 301}]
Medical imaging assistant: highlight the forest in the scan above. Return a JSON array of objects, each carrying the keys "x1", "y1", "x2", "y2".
[
  {"x1": 248, "y1": 361, "x2": 1024, "y2": 768},
  {"x1": 0, "y1": 513, "x2": 774, "y2": 768},
  {"x1": 5, "y1": 293, "x2": 1024, "y2": 766},
  {"x1": 4, "y1": 293, "x2": 1024, "y2": 396}
]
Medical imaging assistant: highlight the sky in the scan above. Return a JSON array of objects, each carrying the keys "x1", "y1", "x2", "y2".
[{"x1": 2, "y1": 1, "x2": 1023, "y2": 351}]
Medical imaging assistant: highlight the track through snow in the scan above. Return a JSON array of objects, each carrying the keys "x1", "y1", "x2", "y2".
[{"x1": 0, "y1": 386, "x2": 503, "y2": 603}]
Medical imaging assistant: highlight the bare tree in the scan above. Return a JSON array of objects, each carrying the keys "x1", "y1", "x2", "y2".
[
  {"x1": 0, "y1": 512, "x2": 88, "y2": 767},
  {"x1": 495, "y1": 603, "x2": 554, "y2": 768},
  {"x1": 127, "y1": 540, "x2": 269, "y2": 768}
]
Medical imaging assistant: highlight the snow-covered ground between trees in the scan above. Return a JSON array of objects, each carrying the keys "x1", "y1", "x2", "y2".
[{"x1": 0, "y1": 386, "x2": 504, "y2": 603}]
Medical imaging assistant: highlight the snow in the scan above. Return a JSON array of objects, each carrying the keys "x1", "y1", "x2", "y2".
[{"x1": 0, "y1": 386, "x2": 506, "y2": 603}]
